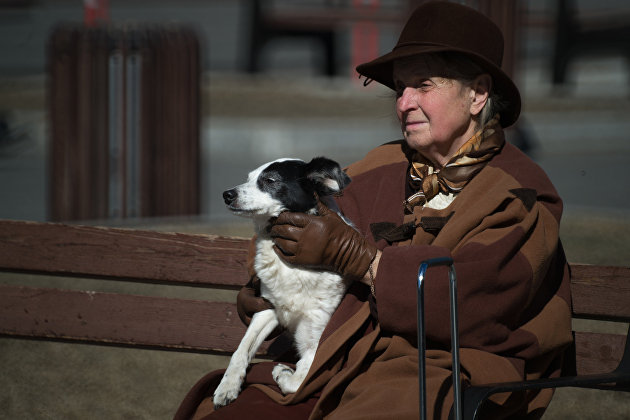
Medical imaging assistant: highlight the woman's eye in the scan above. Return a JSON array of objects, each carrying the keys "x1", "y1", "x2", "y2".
[{"x1": 395, "y1": 81, "x2": 431, "y2": 97}]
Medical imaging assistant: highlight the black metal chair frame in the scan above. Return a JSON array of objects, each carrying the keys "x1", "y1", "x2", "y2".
[{"x1": 417, "y1": 257, "x2": 630, "y2": 420}]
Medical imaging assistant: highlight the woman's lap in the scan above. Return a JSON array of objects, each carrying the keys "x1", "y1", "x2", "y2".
[
  {"x1": 175, "y1": 364, "x2": 318, "y2": 420},
  {"x1": 193, "y1": 386, "x2": 319, "y2": 420}
]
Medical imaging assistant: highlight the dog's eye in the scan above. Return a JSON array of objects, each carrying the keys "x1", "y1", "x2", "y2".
[{"x1": 263, "y1": 176, "x2": 276, "y2": 185}]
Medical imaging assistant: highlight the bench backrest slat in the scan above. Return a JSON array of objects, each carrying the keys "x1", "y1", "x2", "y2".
[
  {"x1": 0, "y1": 220, "x2": 249, "y2": 288},
  {"x1": 570, "y1": 264, "x2": 630, "y2": 321},
  {"x1": 573, "y1": 331, "x2": 627, "y2": 375},
  {"x1": 0, "y1": 283, "x2": 283, "y2": 355},
  {"x1": 1, "y1": 283, "x2": 625, "y2": 372}
]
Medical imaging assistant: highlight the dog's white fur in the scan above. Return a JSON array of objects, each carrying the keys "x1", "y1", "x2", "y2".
[{"x1": 213, "y1": 158, "x2": 352, "y2": 408}]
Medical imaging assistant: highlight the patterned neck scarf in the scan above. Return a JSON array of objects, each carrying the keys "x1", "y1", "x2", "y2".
[{"x1": 403, "y1": 115, "x2": 504, "y2": 213}]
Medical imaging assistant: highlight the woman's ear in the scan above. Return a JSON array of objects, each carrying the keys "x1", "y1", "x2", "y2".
[{"x1": 469, "y1": 73, "x2": 491, "y2": 116}]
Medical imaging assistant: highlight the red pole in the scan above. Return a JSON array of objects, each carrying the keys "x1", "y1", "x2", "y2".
[
  {"x1": 351, "y1": 0, "x2": 380, "y2": 83},
  {"x1": 84, "y1": 0, "x2": 109, "y2": 27}
]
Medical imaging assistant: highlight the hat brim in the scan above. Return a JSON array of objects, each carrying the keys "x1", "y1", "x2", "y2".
[{"x1": 356, "y1": 43, "x2": 521, "y2": 128}]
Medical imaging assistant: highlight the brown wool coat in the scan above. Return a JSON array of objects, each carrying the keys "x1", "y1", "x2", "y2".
[{"x1": 175, "y1": 133, "x2": 572, "y2": 420}]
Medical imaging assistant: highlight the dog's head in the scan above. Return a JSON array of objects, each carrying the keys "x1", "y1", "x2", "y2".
[{"x1": 223, "y1": 157, "x2": 351, "y2": 220}]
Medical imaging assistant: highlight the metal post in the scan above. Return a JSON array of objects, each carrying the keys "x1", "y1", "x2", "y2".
[
  {"x1": 125, "y1": 29, "x2": 141, "y2": 218},
  {"x1": 108, "y1": 35, "x2": 124, "y2": 219},
  {"x1": 417, "y1": 261, "x2": 428, "y2": 420},
  {"x1": 417, "y1": 257, "x2": 462, "y2": 420}
]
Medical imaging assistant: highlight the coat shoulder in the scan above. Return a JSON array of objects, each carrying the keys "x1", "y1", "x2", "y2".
[{"x1": 345, "y1": 140, "x2": 412, "y2": 178}]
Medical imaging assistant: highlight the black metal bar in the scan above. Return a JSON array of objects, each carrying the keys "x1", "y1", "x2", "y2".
[{"x1": 417, "y1": 257, "x2": 462, "y2": 420}]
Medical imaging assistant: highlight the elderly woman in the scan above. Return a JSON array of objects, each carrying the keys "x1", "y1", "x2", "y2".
[{"x1": 175, "y1": 2, "x2": 572, "y2": 419}]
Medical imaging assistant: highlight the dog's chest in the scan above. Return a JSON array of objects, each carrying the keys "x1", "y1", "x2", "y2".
[{"x1": 253, "y1": 238, "x2": 347, "y2": 323}]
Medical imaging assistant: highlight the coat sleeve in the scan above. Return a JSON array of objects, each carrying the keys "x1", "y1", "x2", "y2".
[{"x1": 373, "y1": 191, "x2": 567, "y2": 358}]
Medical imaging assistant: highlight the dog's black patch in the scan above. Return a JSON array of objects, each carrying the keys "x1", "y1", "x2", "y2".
[
  {"x1": 258, "y1": 160, "x2": 316, "y2": 213},
  {"x1": 257, "y1": 157, "x2": 351, "y2": 213}
]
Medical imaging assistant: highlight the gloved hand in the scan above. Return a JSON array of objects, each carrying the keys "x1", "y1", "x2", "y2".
[
  {"x1": 270, "y1": 201, "x2": 377, "y2": 281},
  {"x1": 236, "y1": 275, "x2": 274, "y2": 326}
]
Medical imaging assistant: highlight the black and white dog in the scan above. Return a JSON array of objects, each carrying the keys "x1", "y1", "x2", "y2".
[{"x1": 214, "y1": 157, "x2": 352, "y2": 408}]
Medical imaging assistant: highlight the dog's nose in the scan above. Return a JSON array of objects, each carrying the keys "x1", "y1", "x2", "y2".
[{"x1": 223, "y1": 189, "x2": 237, "y2": 205}]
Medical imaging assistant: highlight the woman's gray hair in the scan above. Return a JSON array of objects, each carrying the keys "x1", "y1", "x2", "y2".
[{"x1": 421, "y1": 52, "x2": 508, "y2": 127}]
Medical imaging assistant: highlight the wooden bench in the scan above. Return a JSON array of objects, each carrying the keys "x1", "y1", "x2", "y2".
[
  {"x1": 0, "y1": 219, "x2": 629, "y2": 414},
  {"x1": 0, "y1": 219, "x2": 290, "y2": 357}
]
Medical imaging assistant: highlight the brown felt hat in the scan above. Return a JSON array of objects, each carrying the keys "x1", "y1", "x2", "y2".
[{"x1": 356, "y1": 1, "x2": 521, "y2": 128}]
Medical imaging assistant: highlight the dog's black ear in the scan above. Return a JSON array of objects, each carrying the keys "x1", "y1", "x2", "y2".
[{"x1": 304, "y1": 157, "x2": 351, "y2": 196}]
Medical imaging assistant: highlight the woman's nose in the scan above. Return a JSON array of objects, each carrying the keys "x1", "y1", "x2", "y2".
[{"x1": 397, "y1": 87, "x2": 417, "y2": 112}]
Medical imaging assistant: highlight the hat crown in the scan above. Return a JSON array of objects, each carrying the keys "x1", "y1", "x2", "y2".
[
  {"x1": 355, "y1": 1, "x2": 521, "y2": 128},
  {"x1": 396, "y1": 1, "x2": 504, "y2": 68}
]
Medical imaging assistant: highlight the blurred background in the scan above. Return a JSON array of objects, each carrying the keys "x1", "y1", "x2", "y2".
[
  {"x1": 1, "y1": 0, "x2": 629, "y2": 418},
  {"x1": 1, "y1": 0, "x2": 629, "y2": 228}
]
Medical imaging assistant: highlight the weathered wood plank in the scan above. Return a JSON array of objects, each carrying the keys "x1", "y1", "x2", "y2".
[
  {"x1": 1, "y1": 283, "x2": 625, "y2": 373},
  {"x1": 574, "y1": 331, "x2": 627, "y2": 376},
  {"x1": 0, "y1": 220, "x2": 250, "y2": 287},
  {"x1": 0, "y1": 284, "x2": 254, "y2": 353},
  {"x1": 0, "y1": 283, "x2": 292, "y2": 357},
  {"x1": 570, "y1": 264, "x2": 630, "y2": 321}
]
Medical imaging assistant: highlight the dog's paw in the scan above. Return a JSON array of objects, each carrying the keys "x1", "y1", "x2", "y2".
[
  {"x1": 272, "y1": 363, "x2": 301, "y2": 394},
  {"x1": 213, "y1": 375, "x2": 242, "y2": 408},
  {"x1": 272, "y1": 363, "x2": 294, "y2": 383}
]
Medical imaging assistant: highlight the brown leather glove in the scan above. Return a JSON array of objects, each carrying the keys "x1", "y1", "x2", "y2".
[
  {"x1": 270, "y1": 201, "x2": 377, "y2": 281},
  {"x1": 236, "y1": 275, "x2": 274, "y2": 326}
]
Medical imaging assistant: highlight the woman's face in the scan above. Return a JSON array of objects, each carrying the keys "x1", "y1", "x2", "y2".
[{"x1": 393, "y1": 55, "x2": 483, "y2": 167}]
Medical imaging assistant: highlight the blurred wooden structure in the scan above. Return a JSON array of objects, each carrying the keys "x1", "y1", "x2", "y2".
[
  {"x1": 552, "y1": 0, "x2": 630, "y2": 85},
  {"x1": 47, "y1": 25, "x2": 201, "y2": 222},
  {"x1": 246, "y1": 0, "x2": 521, "y2": 79}
]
